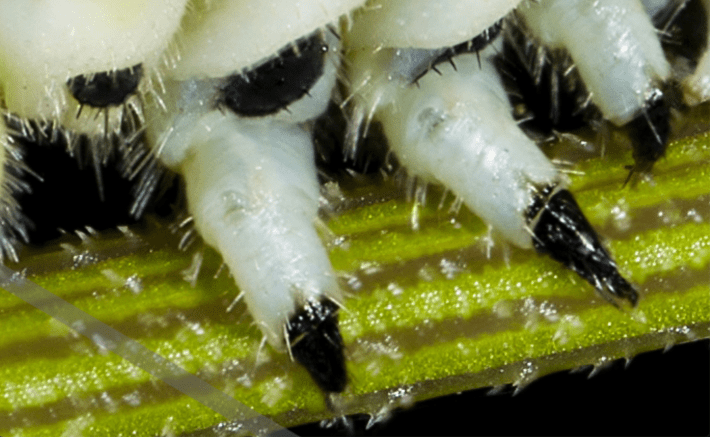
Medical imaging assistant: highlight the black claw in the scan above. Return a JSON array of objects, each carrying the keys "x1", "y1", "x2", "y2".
[
  {"x1": 287, "y1": 299, "x2": 347, "y2": 393},
  {"x1": 625, "y1": 89, "x2": 670, "y2": 176},
  {"x1": 529, "y1": 188, "x2": 638, "y2": 306},
  {"x1": 67, "y1": 64, "x2": 143, "y2": 108}
]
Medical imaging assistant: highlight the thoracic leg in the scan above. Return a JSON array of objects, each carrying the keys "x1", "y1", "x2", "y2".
[
  {"x1": 516, "y1": 0, "x2": 672, "y2": 173},
  {"x1": 347, "y1": 39, "x2": 637, "y2": 306},
  {"x1": 146, "y1": 29, "x2": 348, "y2": 393}
]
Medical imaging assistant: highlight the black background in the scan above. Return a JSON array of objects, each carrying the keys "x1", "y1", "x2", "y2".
[{"x1": 292, "y1": 340, "x2": 710, "y2": 437}]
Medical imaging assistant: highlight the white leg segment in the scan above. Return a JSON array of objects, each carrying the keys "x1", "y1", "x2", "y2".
[
  {"x1": 517, "y1": 0, "x2": 670, "y2": 126},
  {"x1": 377, "y1": 49, "x2": 560, "y2": 249},
  {"x1": 148, "y1": 30, "x2": 343, "y2": 353},
  {"x1": 179, "y1": 113, "x2": 341, "y2": 349},
  {"x1": 346, "y1": 31, "x2": 638, "y2": 305}
]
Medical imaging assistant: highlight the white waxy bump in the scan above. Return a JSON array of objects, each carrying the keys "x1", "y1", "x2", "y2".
[
  {"x1": 347, "y1": 0, "x2": 520, "y2": 49},
  {"x1": 173, "y1": 0, "x2": 364, "y2": 79},
  {"x1": 0, "y1": 0, "x2": 188, "y2": 122}
]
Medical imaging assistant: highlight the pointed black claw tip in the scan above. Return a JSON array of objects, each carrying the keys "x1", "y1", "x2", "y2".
[
  {"x1": 603, "y1": 273, "x2": 639, "y2": 308},
  {"x1": 287, "y1": 299, "x2": 347, "y2": 394},
  {"x1": 621, "y1": 159, "x2": 656, "y2": 188},
  {"x1": 531, "y1": 189, "x2": 638, "y2": 307},
  {"x1": 626, "y1": 288, "x2": 639, "y2": 308}
]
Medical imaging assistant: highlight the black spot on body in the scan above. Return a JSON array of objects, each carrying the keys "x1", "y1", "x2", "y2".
[
  {"x1": 67, "y1": 64, "x2": 143, "y2": 108},
  {"x1": 220, "y1": 32, "x2": 327, "y2": 117},
  {"x1": 529, "y1": 188, "x2": 638, "y2": 306},
  {"x1": 287, "y1": 299, "x2": 347, "y2": 393}
]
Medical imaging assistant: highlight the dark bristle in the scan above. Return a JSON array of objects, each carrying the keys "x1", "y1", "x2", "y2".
[
  {"x1": 529, "y1": 189, "x2": 638, "y2": 307},
  {"x1": 497, "y1": 24, "x2": 592, "y2": 136},
  {"x1": 411, "y1": 20, "x2": 503, "y2": 84},
  {"x1": 287, "y1": 299, "x2": 347, "y2": 393},
  {"x1": 313, "y1": 101, "x2": 392, "y2": 183},
  {"x1": 6, "y1": 121, "x2": 178, "y2": 247}
]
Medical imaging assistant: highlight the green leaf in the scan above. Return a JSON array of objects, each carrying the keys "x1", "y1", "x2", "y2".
[{"x1": 1, "y1": 129, "x2": 710, "y2": 436}]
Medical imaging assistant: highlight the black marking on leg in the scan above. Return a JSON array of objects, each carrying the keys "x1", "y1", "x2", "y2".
[
  {"x1": 287, "y1": 299, "x2": 347, "y2": 393},
  {"x1": 220, "y1": 32, "x2": 328, "y2": 117},
  {"x1": 529, "y1": 188, "x2": 638, "y2": 307},
  {"x1": 67, "y1": 64, "x2": 143, "y2": 108},
  {"x1": 625, "y1": 89, "x2": 670, "y2": 179}
]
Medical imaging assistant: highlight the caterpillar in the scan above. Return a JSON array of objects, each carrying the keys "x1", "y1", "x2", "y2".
[{"x1": 0, "y1": 0, "x2": 708, "y2": 435}]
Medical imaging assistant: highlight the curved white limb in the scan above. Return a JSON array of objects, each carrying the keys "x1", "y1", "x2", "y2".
[
  {"x1": 346, "y1": 26, "x2": 637, "y2": 305},
  {"x1": 148, "y1": 26, "x2": 348, "y2": 392},
  {"x1": 378, "y1": 49, "x2": 560, "y2": 249},
  {"x1": 180, "y1": 113, "x2": 342, "y2": 348},
  {"x1": 516, "y1": 0, "x2": 670, "y2": 126}
]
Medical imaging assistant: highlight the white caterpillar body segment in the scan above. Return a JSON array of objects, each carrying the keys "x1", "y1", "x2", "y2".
[
  {"x1": 0, "y1": 0, "x2": 188, "y2": 259},
  {"x1": 173, "y1": 0, "x2": 363, "y2": 80},
  {"x1": 149, "y1": 27, "x2": 349, "y2": 392},
  {"x1": 348, "y1": 0, "x2": 521, "y2": 50},
  {"x1": 0, "y1": 0, "x2": 188, "y2": 134},
  {"x1": 0, "y1": 0, "x2": 187, "y2": 75},
  {"x1": 515, "y1": 0, "x2": 672, "y2": 173}
]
